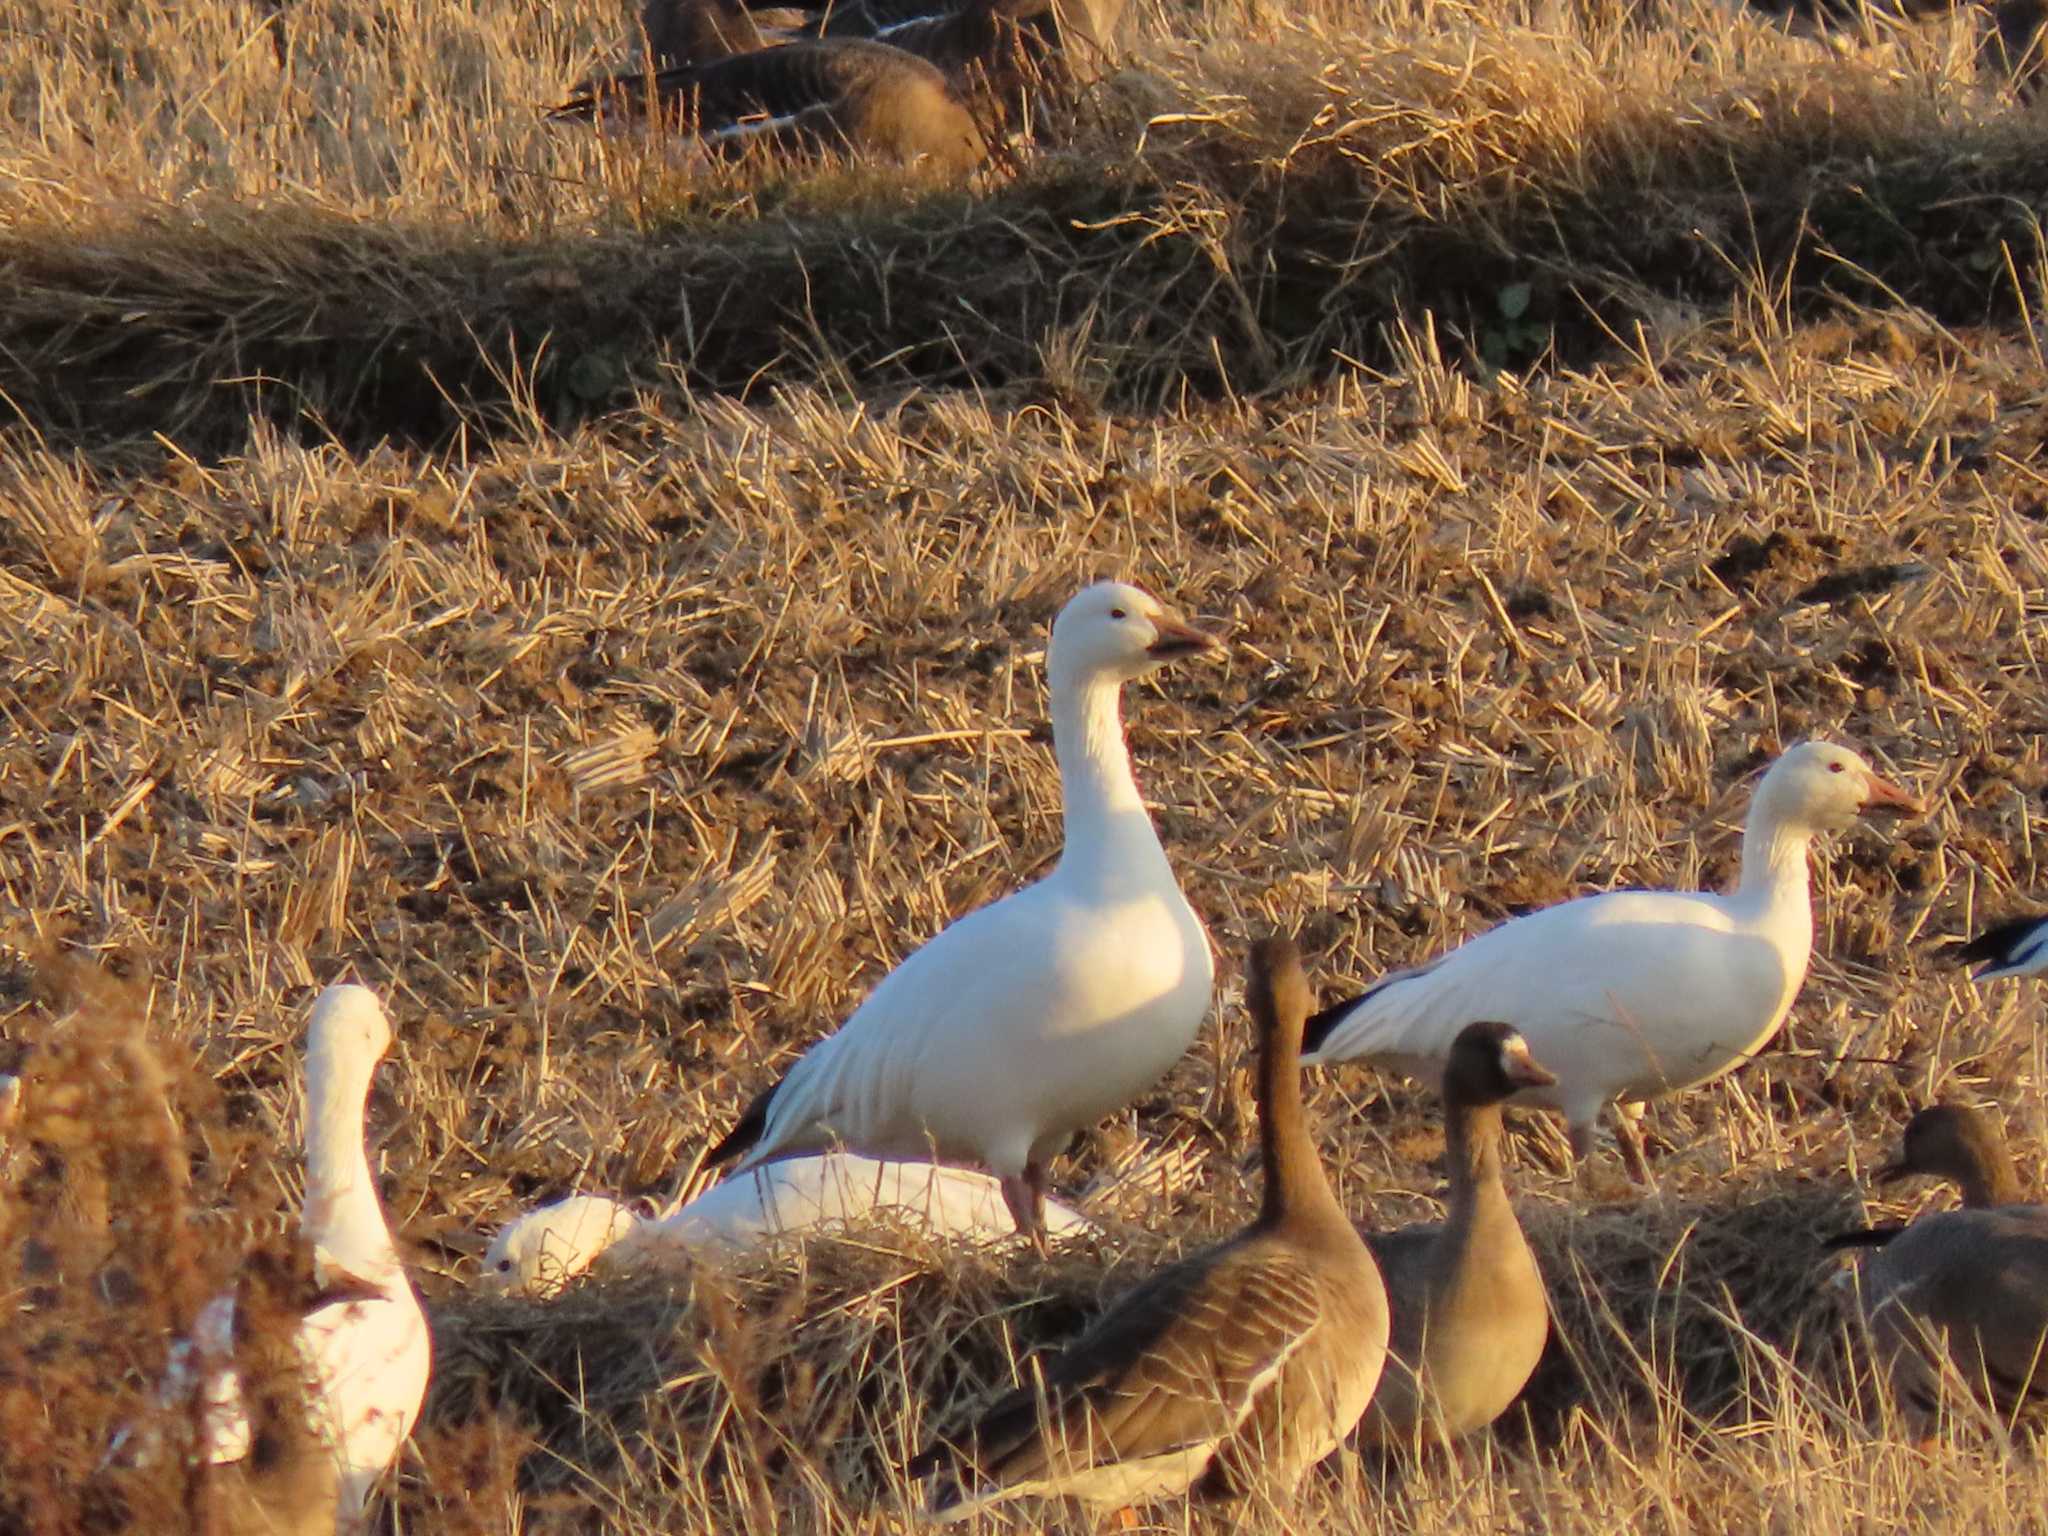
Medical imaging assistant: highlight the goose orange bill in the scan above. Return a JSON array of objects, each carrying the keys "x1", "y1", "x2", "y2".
[
  {"x1": 1144, "y1": 618, "x2": 1219, "y2": 659},
  {"x1": 1861, "y1": 772, "x2": 1924, "y2": 816}
]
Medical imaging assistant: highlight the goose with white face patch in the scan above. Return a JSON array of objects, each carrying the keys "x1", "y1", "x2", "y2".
[
  {"x1": 1302, "y1": 741, "x2": 1923, "y2": 1177},
  {"x1": 152, "y1": 985, "x2": 431, "y2": 1535},
  {"x1": 705, "y1": 581, "x2": 1219, "y2": 1248}
]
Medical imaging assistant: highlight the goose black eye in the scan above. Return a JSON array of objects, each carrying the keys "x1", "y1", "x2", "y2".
[
  {"x1": 496, "y1": 1259, "x2": 513, "y2": 1272},
  {"x1": 1110, "y1": 608, "x2": 1127, "y2": 620},
  {"x1": 1828, "y1": 761, "x2": 1845, "y2": 773}
]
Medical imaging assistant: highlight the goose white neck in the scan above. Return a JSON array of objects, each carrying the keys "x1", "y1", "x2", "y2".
[
  {"x1": 1050, "y1": 671, "x2": 1164, "y2": 877},
  {"x1": 1731, "y1": 796, "x2": 1816, "y2": 920},
  {"x1": 302, "y1": 1038, "x2": 397, "y2": 1270}
]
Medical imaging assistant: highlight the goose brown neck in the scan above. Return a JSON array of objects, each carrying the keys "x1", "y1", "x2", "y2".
[{"x1": 1254, "y1": 979, "x2": 1346, "y2": 1234}]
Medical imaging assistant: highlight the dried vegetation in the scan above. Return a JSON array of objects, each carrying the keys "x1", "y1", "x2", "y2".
[{"x1": 5, "y1": 0, "x2": 2048, "y2": 1529}]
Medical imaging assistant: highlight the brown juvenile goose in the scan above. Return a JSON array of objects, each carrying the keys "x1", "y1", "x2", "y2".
[
  {"x1": 911, "y1": 936, "x2": 1389, "y2": 1519},
  {"x1": 1359, "y1": 1021, "x2": 1556, "y2": 1450},
  {"x1": 1828, "y1": 1104, "x2": 2048, "y2": 1430},
  {"x1": 551, "y1": 40, "x2": 988, "y2": 171}
]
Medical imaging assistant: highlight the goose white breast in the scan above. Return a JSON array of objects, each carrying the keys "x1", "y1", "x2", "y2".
[
  {"x1": 706, "y1": 581, "x2": 1219, "y2": 1244},
  {"x1": 1302, "y1": 741, "x2": 1921, "y2": 1169}
]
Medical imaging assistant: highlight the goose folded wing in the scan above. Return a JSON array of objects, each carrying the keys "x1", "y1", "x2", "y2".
[{"x1": 932, "y1": 1242, "x2": 1326, "y2": 1491}]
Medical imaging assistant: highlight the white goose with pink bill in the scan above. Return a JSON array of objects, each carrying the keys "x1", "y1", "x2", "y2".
[
  {"x1": 702, "y1": 580, "x2": 1220, "y2": 1250},
  {"x1": 1302, "y1": 741, "x2": 1924, "y2": 1180}
]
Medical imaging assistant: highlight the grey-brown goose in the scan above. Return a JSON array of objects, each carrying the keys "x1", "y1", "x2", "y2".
[
  {"x1": 551, "y1": 40, "x2": 988, "y2": 172},
  {"x1": 1359, "y1": 1021, "x2": 1556, "y2": 1450},
  {"x1": 1828, "y1": 1104, "x2": 2048, "y2": 1431},
  {"x1": 911, "y1": 936, "x2": 1389, "y2": 1519}
]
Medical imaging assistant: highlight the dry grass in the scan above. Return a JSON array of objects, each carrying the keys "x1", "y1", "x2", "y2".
[
  {"x1": 7, "y1": 0, "x2": 2048, "y2": 1529},
  {"x1": 2, "y1": 0, "x2": 2047, "y2": 447}
]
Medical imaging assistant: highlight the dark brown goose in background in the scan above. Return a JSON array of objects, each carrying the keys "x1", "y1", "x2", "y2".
[
  {"x1": 1360, "y1": 1021, "x2": 1556, "y2": 1450},
  {"x1": 1828, "y1": 1104, "x2": 2048, "y2": 1433},
  {"x1": 910, "y1": 936, "x2": 1389, "y2": 1520},
  {"x1": 551, "y1": 40, "x2": 988, "y2": 171},
  {"x1": 640, "y1": 0, "x2": 784, "y2": 67}
]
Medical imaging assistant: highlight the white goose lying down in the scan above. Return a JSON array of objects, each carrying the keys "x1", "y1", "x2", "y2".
[
  {"x1": 706, "y1": 582, "x2": 1220, "y2": 1247},
  {"x1": 140, "y1": 985, "x2": 431, "y2": 1535},
  {"x1": 1303, "y1": 741, "x2": 1923, "y2": 1172},
  {"x1": 611, "y1": 1154, "x2": 1094, "y2": 1272},
  {"x1": 480, "y1": 1158, "x2": 1093, "y2": 1296}
]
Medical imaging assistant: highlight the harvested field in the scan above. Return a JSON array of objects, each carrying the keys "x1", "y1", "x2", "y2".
[{"x1": 4, "y1": 0, "x2": 2048, "y2": 1530}]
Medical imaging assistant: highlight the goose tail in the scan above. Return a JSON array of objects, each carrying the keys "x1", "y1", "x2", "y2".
[
  {"x1": 1957, "y1": 914, "x2": 2048, "y2": 981},
  {"x1": 706, "y1": 1078, "x2": 781, "y2": 1167},
  {"x1": 1297, "y1": 960, "x2": 1438, "y2": 1064}
]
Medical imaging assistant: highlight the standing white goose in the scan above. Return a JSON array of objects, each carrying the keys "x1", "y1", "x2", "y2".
[
  {"x1": 163, "y1": 984, "x2": 432, "y2": 1534},
  {"x1": 1303, "y1": 741, "x2": 1922, "y2": 1172},
  {"x1": 706, "y1": 581, "x2": 1219, "y2": 1245}
]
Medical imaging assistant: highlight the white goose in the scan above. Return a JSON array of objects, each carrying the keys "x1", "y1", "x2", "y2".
[
  {"x1": 618, "y1": 1153, "x2": 1093, "y2": 1266},
  {"x1": 706, "y1": 581, "x2": 1219, "y2": 1245},
  {"x1": 479, "y1": 1157, "x2": 1098, "y2": 1296},
  {"x1": 1303, "y1": 741, "x2": 1922, "y2": 1170},
  {"x1": 163, "y1": 984, "x2": 432, "y2": 1534}
]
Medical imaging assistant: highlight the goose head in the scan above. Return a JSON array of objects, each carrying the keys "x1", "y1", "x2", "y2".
[
  {"x1": 1444, "y1": 1021, "x2": 1556, "y2": 1108},
  {"x1": 1880, "y1": 1104, "x2": 2011, "y2": 1192},
  {"x1": 306, "y1": 984, "x2": 393, "y2": 1081},
  {"x1": 478, "y1": 1194, "x2": 646, "y2": 1297},
  {"x1": 1753, "y1": 740, "x2": 1922, "y2": 835},
  {"x1": 1046, "y1": 581, "x2": 1217, "y2": 691}
]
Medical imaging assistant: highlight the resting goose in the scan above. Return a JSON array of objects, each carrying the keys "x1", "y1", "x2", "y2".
[
  {"x1": 480, "y1": 1159, "x2": 1094, "y2": 1294},
  {"x1": 1955, "y1": 913, "x2": 2048, "y2": 981},
  {"x1": 613, "y1": 1153, "x2": 1091, "y2": 1268},
  {"x1": 1360, "y1": 1021, "x2": 1555, "y2": 1449},
  {"x1": 911, "y1": 936, "x2": 1388, "y2": 1518},
  {"x1": 1828, "y1": 1105, "x2": 2048, "y2": 1430},
  {"x1": 550, "y1": 39, "x2": 989, "y2": 172},
  {"x1": 153, "y1": 985, "x2": 431, "y2": 1534},
  {"x1": 1303, "y1": 741, "x2": 1922, "y2": 1174},
  {"x1": 838, "y1": 0, "x2": 1058, "y2": 113},
  {"x1": 706, "y1": 581, "x2": 1218, "y2": 1247}
]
